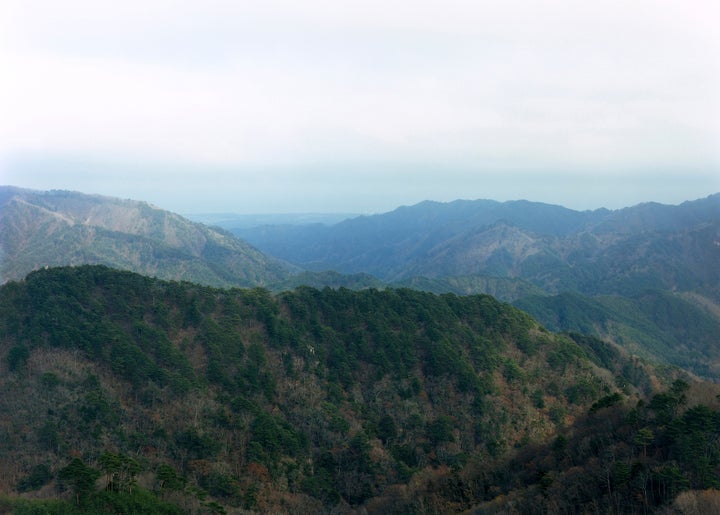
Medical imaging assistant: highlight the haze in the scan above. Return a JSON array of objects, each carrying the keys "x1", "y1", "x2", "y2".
[{"x1": 1, "y1": 0, "x2": 719, "y2": 214}]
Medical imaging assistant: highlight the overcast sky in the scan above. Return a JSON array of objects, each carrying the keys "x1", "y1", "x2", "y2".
[{"x1": 1, "y1": 0, "x2": 719, "y2": 214}]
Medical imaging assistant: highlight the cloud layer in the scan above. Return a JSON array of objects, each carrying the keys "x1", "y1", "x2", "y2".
[{"x1": 2, "y1": 0, "x2": 719, "y2": 212}]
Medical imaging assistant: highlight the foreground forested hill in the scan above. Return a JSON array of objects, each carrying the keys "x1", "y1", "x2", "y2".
[{"x1": 2, "y1": 266, "x2": 719, "y2": 513}]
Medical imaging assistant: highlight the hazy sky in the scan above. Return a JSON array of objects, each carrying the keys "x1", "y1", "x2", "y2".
[{"x1": 1, "y1": 0, "x2": 719, "y2": 214}]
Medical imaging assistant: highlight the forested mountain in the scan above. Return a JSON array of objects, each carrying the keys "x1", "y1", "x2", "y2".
[
  {"x1": 7, "y1": 266, "x2": 719, "y2": 513},
  {"x1": 231, "y1": 195, "x2": 720, "y2": 300},
  {"x1": 515, "y1": 290, "x2": 720, "y2": 379},
  {"x1": 0, "y1": 187, "x2": 291, "y2": 287}
]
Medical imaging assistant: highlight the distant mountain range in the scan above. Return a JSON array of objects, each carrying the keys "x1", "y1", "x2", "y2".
[
  {"x1": 230, "y1": 195, "x2": 720, "y2": 300},
  {"x1": 0, "y1": 186, "x2": 291, "y2": 287}
]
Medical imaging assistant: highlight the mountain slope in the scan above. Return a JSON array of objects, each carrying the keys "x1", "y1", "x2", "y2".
[
  {"x1": 515, "y1": 290, "x2": 720, "y2": 378},
  {"x1": 0, "y1": 186, "x2": 290, "y2": 287},
  {"x1": 0, "y1": 265, "x2": 657, "y2": 512}
]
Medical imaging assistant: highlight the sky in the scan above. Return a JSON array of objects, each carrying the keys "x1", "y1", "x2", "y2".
[{"x1": 1, "y1": 0, "x2": 719, "y2": 214}]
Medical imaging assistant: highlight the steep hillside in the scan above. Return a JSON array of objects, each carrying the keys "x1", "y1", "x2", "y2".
[
  {"x1": 0, "y1": 265, "x2": 663, "y2": 513},
  {"x1": 0, "y1": 187, "x2": 290, "y2": 287},
  {"x1": 465, "y1": 375, "x2": 720, "y2": 514},
  {"x1": 515, "y1": 290, "x2": 720, "y2": 378}
]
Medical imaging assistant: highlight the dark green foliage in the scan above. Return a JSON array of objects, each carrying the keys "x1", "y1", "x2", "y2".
[
  {"x1": 0, "y1": 265, "x2": 666, "y2": 513},
  {"x1": 547, "y1": 335, "x2": 586, "y2": 372},
  {"x1": 565, "y1": 332, "x2": 619, "y2": 370},
  {"x1": 37, "y1": 421, "x2": 60, "y2": 452},
  {"x1": 531, "y1": 388, "x2": 546, "y2": 409},
  {"x1": 460, "y1": 382, "x2": 720, "y2": 514},
  {"x1": 40, "y1": 371, "x2": 61, "y2": 388},
  {"x1": 17, "y1": 464, "x2": 52, "y2": 492},
  {"x1": 156, "y1": 464, "x2": 186, "y2": 492},
  {"x1": 649, "y1": 379, "x2": 689, "y2": 425},
  {"x1": 0, "y1": 497, "x2": 81, "y2": 515},
  {"x1": 334, "y1": 432, "x2": 375, "y2": 505},
  {"x1": 502, "y1": 359, "x2": 523, "y2": 384},
  {"x1": 199, "y1": 471, "x2": 236, "y2": 498},
  {"x1": 272, "y1": 287, "x2": 514, "y2": 396},
  {"x1": 248, "y1": 411, "x2": 305, "y2": 465},
  {"x1": 590, "y1": 392, "x2": 623, "y2": 413},
  {"x1": 5, "y1": 266, "x2": 197, "y2": 395},
  {"x1": 58, "y1": 458, "x2": 101, "y2": 504},
  {"x1": 377, "y1": 414, "x2": 397, "y2": 443},
  {"x1": 564, "y1": 376, "x2": 603, "y2": 405},
  {"x1": 666, "y1": 404, "x2": 720, "y2": 490},
  {"x1": 7, "y1": 344, "x2": 30, "y2": 372},
  {"x1": 98, "y1": 452, "x2": 141, "y2": 493},
  {"x1": 175, "y1": 429, "x2": 221, "y2": 461},
  {"x1": 9, "y1": 472, "x2": 182, "y2": 514},
  {"x1": 86, "y1": 488, "x2": 184, "y2": 514},
  {"x1": 427, "y1": 416, "x2": 455, "y2": 445},
  {"x1": 80, "y1": 378, "x2": 117, "y2": 426}
]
